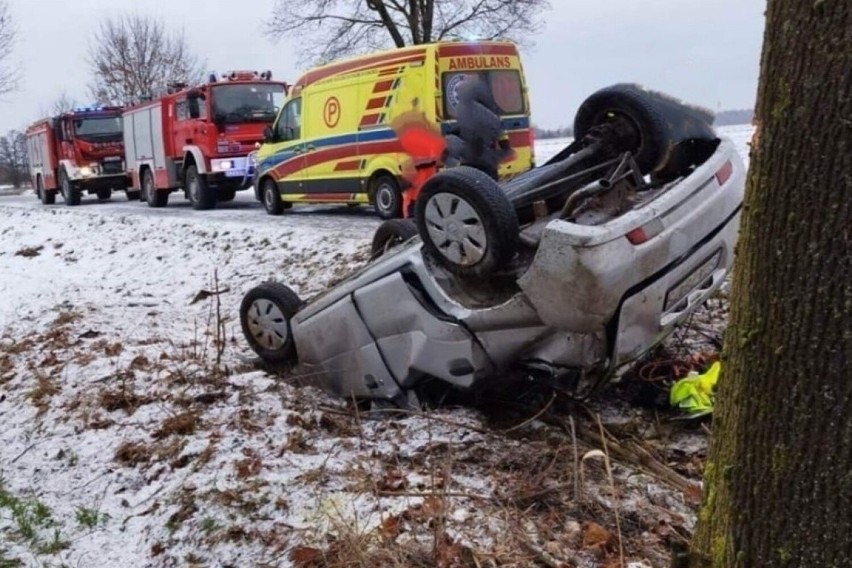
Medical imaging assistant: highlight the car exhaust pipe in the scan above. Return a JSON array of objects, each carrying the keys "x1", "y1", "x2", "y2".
[{"x1": 559, "y1": 178, "x2": 612, "y2": 218}]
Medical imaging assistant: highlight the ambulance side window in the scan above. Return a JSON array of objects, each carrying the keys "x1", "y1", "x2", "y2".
[{"x1": 277, "y1": 98, "x2": 301, "y2": 141}]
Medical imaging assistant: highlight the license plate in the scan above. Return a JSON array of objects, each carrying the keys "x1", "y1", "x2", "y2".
[
  {"x1": 224, "y1": 169, "x2": 247, "y2": 178},
  {"x1": 664, "y1": 250, "x2": 722, "y2": 312}
]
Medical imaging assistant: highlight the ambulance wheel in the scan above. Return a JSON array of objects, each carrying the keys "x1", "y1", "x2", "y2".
[
  {"x1": 240, "y1": 282, "x2": 302, "y2": 364},
  {"x1": 186, "y1": 165, "x2": 215, "y2": 210},
  {"x1": 219, "y1": 189, "x2": 236, "y2": 202},
  {"x1": 371, "y1": 219, "x2": 418, "y2": 258},
  {"x1": 126, "y1": 190, "x2": 141, "y2": 201},
  {"x1": 37, "y1": 177, "x2": 55, "y2": 205},
  {"x1": 59, "y1": 168, "x2": 80, "y2": 206},
  {"x1": 96, "y1": 188, "x2": 112, "y2": 201},
  {"x1": 261, "y1": 178, "x2": 284, "y2": 215},
  {"x1": 415, "y1": 166, "x2": 518, "y2": 277},
  {"x1": 371, "y1": 175, "x2": 402, "y2": 219},
  {"x1": 143, "y1": 169, "x2": 168, "y2": 208}
]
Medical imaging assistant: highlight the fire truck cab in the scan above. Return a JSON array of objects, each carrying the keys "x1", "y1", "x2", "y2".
[
  {"x1": 122, "y1": 71, "x2": 287, "y2": 210},
  {"x1": 25, "y1": 106, "x2": 132, "y2": 206}
]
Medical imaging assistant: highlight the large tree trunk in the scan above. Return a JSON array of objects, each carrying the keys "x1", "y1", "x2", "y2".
[{"x1": 689, "y1": 1, "x2": 851, "y2": 567}]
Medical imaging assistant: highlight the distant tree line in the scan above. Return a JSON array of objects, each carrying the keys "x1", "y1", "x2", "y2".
[
  {"x1": 0, "y1": 129, "x2": 28, "y2": 188},
  {"x1": 533, "y1": 125, "x2": 573, "y2": 139},
  {"x1": 534, "y1": 108, "x2": 754, "y2": 138},
  {"x1": 714, "y1": 108, "x2": 754, "y2": 126}
]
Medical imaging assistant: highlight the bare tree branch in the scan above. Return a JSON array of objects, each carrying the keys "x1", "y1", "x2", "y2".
[
  {"x1": 0, "y1": 0, "x2": 18, "y2": 96},
  {"x1": 264, "y1": 0, "x2": 550, "y2": 65},
  {"x1": 0, "y1": 130, "x2": 28, "y2": 188},
  {"x1": 87, "y1": 13, "x2": 205, "y2": 106},
  {"x1": 50, "y1": 91, "x2": 78, "y2": 115}
]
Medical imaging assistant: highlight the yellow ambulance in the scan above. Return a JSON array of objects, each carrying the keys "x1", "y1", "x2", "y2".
[{"x1": 254, "y1": 40, "x2": 534, "y2": 218}]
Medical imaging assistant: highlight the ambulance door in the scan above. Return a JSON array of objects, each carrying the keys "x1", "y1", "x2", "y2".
[
  {"x1": 301, "y1": 83, "x2": 361, "y2": 200},
  {"x1": 357, "y1": 63, "x2": 428, "y2": 197},
  {"x1": 268, "y1": 97, "x2": 307, "y2": 198}
]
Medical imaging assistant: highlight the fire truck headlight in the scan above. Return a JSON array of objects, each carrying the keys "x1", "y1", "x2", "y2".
[
  {"x1": 213, "y1": 160, "x2": 234, "y2": 172},
  {"x1": 79, "y1": 166, "x2": 93, "y2": 177}
]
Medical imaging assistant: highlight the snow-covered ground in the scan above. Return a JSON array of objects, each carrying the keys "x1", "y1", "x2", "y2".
[{"x1": 0, "y1": 126, "x2": 752, "y2": 567}]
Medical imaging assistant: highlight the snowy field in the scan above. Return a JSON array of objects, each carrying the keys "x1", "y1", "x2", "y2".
[{"x1": 0, "y1": 126, "x2": 752, "y2": 567}]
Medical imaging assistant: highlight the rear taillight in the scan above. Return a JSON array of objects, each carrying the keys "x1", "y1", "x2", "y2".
[
  {"x1": 626, "y1": 218, "x2": 664, "y2": 245},
  {"x1": 715, "y1": 160, "x2": 733, "y2": 185}
]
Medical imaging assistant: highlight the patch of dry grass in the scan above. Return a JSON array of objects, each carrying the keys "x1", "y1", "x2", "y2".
[
  {"x1": 153, "y1": 411, "x2": 199, "y2": 440},
  {"x1": 27, "y1": 375, "x2": 60, "y2": 415}
]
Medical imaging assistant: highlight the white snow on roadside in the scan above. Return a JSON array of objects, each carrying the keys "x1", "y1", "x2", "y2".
[{"x1": 0, "y1": 129, "x2": 753, "y2": 567}]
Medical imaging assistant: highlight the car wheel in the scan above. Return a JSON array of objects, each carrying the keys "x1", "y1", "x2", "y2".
[
  {"x1": 371, "y1": 175, "x2": 402, "y2": 219},
  {"x1": 415, "y1": 166, "x2": 518, "y2": 277},
  {"x1": 143, "y1": 169, "x2": 168, "y2": 208},
  {"x1": 59, "y1": 168, "x2": 80, "y2": 206},
  {"x1": 96, "y1": 188, "x2": 112, "y2": 201},
  {"x1": 126, "y1": 190, "x2": 141, "y2": 201},
  {"x1": 37, "y1": 177, "x2": 55, "y2": 205},
  {"x1": 573, "y1": 84, "x2": 717, "y2": 177},
  {"x1": 186, "y1": 165, "x2": 215, "y2": 210},
  {"x1": 240, "y1": 282, "x2": 302, "y2": 364},
  {"x1": 371, "y1": 219, "x2": 418, "y2": 258},
  {"x1": 219, "y1": 188, "x2": 236, "y2": 202},
  {"x1": 262, "y1": 178, "x2": 284, "y2": 215}
]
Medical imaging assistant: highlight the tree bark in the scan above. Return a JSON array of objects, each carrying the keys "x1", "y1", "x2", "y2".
[{"x1": 690, "y1": 1, "x2": 851, "y2": 567}]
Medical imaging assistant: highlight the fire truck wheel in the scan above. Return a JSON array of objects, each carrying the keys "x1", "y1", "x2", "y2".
[
  {"x1": 143, "y1": 169, "x2": 168, "y2": 208},
  {"x1": 415, "y1": 166, "x2": 518, "y2": 277},
  {"x1": 96, "y1": 189, "x2": 112, "y2": 201},
  {"x1": 262, "y1": 178, "x2": 284, "y2": 216},
  {"x1": 126, "y1": 190, "x2": 141, "y2": 201},
  {"x1": 371, "y1": 175, "x2": 402, "y2": 219},
  {"x1": 219, "y1": 189, "x2": 236, "y2": 202},
  {"x1": 37, "y1": 178, "x2": 55, "y2": 205},
  {"x1": 186, "y1": 165, "x2": 216, "y2": 210},
  {"x1": 240, "y1": 281, "x2": 302, "y2": 364},
  {"x1": 59, "y1": 169, "x2": 80, "y2": 206}
]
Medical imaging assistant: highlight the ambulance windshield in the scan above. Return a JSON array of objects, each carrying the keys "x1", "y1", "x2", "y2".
[
  {"x1": 74, "y1": 116, "x2": 123, "y2": 140},
  {"x1": 212, "y1": 84, "x2": 286, "y2": 125}
]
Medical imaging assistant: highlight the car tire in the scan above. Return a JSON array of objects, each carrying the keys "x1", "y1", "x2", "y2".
[
  {"x1": 186, "y1": 165, "x2": 215, "y2": 210},
  {"x1": 219, "y1": 188, "x2": 236, "y2": 202},
  {"x1": 143, "y1": 169, "x2": 168, "y2": 208},
  {"x1": 96, "y1": 188, "x2": 112, "y2": 201},
  {"x1": 371, "y1": 174, "x2": 402, "y2": 219},
  {"x1": 371, "y1": 218, "x2": 418, "y2": 258},
  {"x1": 59, "y1": 168, "x2": 80, "y2": 206},
  {"x1": 126, "y1": 190, "x2": 141, "y2": 201},
  {"x1": 262, "y1": 178, "x2": 284, "y2": 215},
  {"x1": 37, "y1": 177, "x2": 55, "y2": 205},
  {"x1": 240, "y1": 281, "x2": 302, "y2": 364},
  {"x1": 573, "y1": 84, "x2": 716, "y2": 176},
  {"x1": 415, "y1": 166, "x2": 518, "y2": 277}
]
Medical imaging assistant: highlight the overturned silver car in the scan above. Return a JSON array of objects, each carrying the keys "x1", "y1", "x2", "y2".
[{"x1": 240, "y1": 84, "x2": 745, "y2": 407}]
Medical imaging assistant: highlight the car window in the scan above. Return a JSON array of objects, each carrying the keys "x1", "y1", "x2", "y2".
[
  {"x1": 277, "y1": 98, "x2": 302, "y2": 141},
  {"x1": 442, "y1": 70, "x2": 525, "y2": 118},
  {"x1": 176, "y1": 99, "x2": 188, "y2": 121}
]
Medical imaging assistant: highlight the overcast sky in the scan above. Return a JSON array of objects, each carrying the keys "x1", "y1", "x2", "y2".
[{"x1": 0, "y1": 0, "x2": 765, "y2": 132}]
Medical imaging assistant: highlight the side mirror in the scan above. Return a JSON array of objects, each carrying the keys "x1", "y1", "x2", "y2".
[{"x1": 263, "y1": 126, "x2": 276, "y2": 143}]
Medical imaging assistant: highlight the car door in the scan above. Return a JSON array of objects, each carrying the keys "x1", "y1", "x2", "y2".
[{"x1": 261, "y1": 97, "x2": 306, "y2": 197}]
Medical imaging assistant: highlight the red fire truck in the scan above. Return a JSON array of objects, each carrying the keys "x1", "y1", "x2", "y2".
[
  {"x1": 122, "y1": 71, "x2": 287, "y2": 209},
  {"x1": 25, "y1": 106, "x2": 133, "y2": 205}
]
